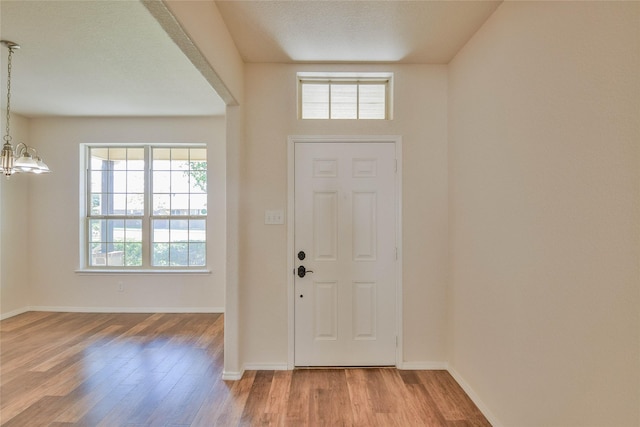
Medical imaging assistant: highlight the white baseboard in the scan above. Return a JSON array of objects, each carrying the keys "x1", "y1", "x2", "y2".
[
  {"x1": 26, "y1": 306, "x2": 225, "y2": 314},
  {"x1": 447, "y1": 367, "x2": 502, "y2": 427},
  {"x1": 2, "y1": 306, "x2": 224, "y2": 320},
  {"x1": 222, "y1": 369, "x2": 244, "y2": 381},
  {"x1": 243, "y1": 363, "x2": 289, "y2": 371},
  {"x1": 398, "y1": 361, "x2": 449, "y2": 370},
  {"x1": 0, "y1": 307, "x2": 30, "y2": 320}
]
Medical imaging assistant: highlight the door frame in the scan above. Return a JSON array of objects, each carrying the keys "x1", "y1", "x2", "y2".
[{"x1": 287, "y1": 135, "x2": 403, "y2": 369}]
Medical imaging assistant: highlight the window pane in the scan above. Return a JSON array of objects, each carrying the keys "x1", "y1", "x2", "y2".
[
  {"x1": 124, "y1": 219, "x2": 142, "y2": 242},
  {"x1": 153, "y1": 194, "x2": 170, "y2": 215},
  {"x1": 105, "y1": 250, "x2": 123, "y2": 266},
  {"x1": 171, "y1": 171, "x2": 190, "y2": 193},
  {"x1": 170, "y1": 243, "x2": 189, "y2": 266},
  {"x1": 91, "y1": 157, "x2": 106, "y2": 171},
  {"x1": 90, "y1": 148, "x2": 109, "y2": 167},
  {"x1": 90, "y1": 171, "x2": 103, "y2": 193},
  {"x1": 89, "y1": 219, "x2": 105, "y2": 242},
  {"x1": 153, "y1": 148, "x2": 170, "y2": 160},
  {"x1": 127, "y1": 171, "x2": 144, "y2": 193},
  {"x1": 190, "y1": 148, "x2": 207, "y2": 162},
  {"x1": 109, "y1": 219, "x2": 125, "y2": 243},
  {"x1": 127, "y1": 148, "x2": 145, "y2": 167},
  {"x1": 90, "y1": 242, "x2": 108, "y2": 266},
  {"x1": 189, "y1": 220, "x2": 206, "y2": 242},
  {"x1": 124, "y1": 243, "x2": 142, "y2": 266},
  {"x1": 172, "y1": 194, "x2": 189, "y2": 214},
  {"x1": 112, "y1": 171, "x2": 127, "y2": 193},
  {"x1": 91, "y1": 194, "x2": 104, "y2": 215},
  {"x1": 126, "y1": 194, "x2": 144, "y2": 216},
  {"x1": 190, "y1": 194, "x2": 207, "y2": 215},
  {"x1": 301, "y1": 83, "x2": 329, "y2": 119},
  {"x1": 153, "y1": 220, "x2": 170, "y2": 243},
  {"x1": 153, "y1": 171, "x2": 171, "y2": 193},
  {"x1": 359, "y1": 84, "x2": 386, "y2": 119},
  {"x1": 108, "y1": 148, "x2": 127, "y2": 163},
  {"x1": 172, "y1": 148, "x2": 190, "y2": 171},
  {"x1": 189, "y1": 243, "x2": 206, "y2": 266},
  {"x1": 103, "y1": 195, "x2": 113, "y2": 216},
  {"x1": 169, "y1": 219, "x2": 189, "y2": 242},
  {"x1": 331, "y1": 84, "x2": 357, "y2": 119},
  {"x1": 153, "y1": 243, "x2": 169, "y2": 266},
  {"x1": 153, "y1": 148, "x2": 171, "y2": 170},
  {"x1": 188, "y1": 166, "x2": 207, "y2": 194},
  {"x1": 112, "y1": 194, "x2": 126, "y2": 215}
]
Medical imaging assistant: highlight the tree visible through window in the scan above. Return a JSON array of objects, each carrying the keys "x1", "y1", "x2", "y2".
[{"x1": 86, "y1": 145, "x2": 207, "y2": 269}]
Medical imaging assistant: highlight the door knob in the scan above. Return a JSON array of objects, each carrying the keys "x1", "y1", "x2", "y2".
[{"x1": 297, "y1": 265, "x2": 313, "y2": 278}]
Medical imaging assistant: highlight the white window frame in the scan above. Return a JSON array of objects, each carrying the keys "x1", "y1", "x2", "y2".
[
  {"x1": 78, "y1": 143, "x2": 209, "y2": 273},
  {"x1": 297, "y1": 72, "x2": 393, "y2": 120}
]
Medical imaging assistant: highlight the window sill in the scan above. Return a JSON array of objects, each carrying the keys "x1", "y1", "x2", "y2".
[{"x1": 75, "y1": 269, "x2": 212, "y2": 276}]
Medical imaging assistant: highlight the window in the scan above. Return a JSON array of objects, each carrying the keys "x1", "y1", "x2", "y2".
[
  {"x1": 298, "y1": 73, "x2": 392, "y2": 120},
  {"x1": 83, "y1": 145, "x2": 207, "y2": 270}
]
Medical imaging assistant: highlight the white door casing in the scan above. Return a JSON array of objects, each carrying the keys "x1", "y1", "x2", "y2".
[{"x1": 292, "y1": 138, "x2": 400, "y2": 366}]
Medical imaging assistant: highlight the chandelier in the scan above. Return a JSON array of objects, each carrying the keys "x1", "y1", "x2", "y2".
[{"x1": 1, "y1": 40, "x2": 50, "y2": 177}]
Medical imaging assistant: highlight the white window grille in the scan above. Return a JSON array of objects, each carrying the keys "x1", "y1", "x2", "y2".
[{"x1": 83, "y1": 145, "x2": 207, "y2": 269}]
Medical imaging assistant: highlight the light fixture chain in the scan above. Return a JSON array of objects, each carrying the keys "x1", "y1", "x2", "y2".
[{"x1": 4, "y1": 45, "x2": 12, "y2": 143}]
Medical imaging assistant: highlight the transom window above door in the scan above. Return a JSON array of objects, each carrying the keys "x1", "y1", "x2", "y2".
[{"x1": 297, "y1": 72, "x2": 393, "y2": 120}]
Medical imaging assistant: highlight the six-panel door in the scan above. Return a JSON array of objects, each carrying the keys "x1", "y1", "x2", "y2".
[{"x1": 294, "y1": 142, "x2": 397, "y2": 366}]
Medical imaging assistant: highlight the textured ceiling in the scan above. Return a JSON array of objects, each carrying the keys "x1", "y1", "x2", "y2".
[
  {"x1": 216, "y1": 0, "x2": 502, "y2": 63},
  {"x1": 1, "y1": 0, "x2": 501, "y2": 118},
  {"x1": 0, "y1": 0, "x2": 225, "y2": 117}
]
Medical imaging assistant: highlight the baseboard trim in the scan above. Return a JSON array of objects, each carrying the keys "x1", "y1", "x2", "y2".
[
  {"x1": 243, "y1": 363, "x2": 289, "y2": 371},
  {"x1": 447, "y1": 367, "x2": 502, "y2": 427},
  {"x1": 26, "y1": 306, "x2": 225, "y2": 314},
  {"x1": 398, "y1": 361, "x2": 449, "y2": 370},
  {"x1": 222, "y1": 370, "x2": 244, "y2": 381},
  {"x1": 0, "y1": 307, "x2": 30, "y2": 320}
]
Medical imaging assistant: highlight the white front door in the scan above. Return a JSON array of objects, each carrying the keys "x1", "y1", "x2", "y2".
[{"x1": 294, "y1": 141, "x2": 397, "y2": 366}]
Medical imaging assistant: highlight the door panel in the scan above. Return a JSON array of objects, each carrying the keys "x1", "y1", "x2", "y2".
[
  {"x1": 294, "y1": 142, "x2": 396, "y2": 366},
  {"x1": 353, "y1": 281, "x2": 377, "y2": 340},
  {"x1": 352, "y1": 191, "x2": 377, "y2": 261},
  {"x1": 314, "y1": 281, "x2": 338, "y2": 340},
  {"x1": 313, "y1": 191, "x2": 338, "y2": 261}
]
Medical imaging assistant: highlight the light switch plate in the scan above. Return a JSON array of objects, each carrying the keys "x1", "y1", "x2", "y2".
[{"x1": 265, "y1": 210, "x2": 285, "y2": 225}]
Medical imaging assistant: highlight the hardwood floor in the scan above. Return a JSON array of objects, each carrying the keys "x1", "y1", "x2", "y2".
[{"x1": 0, "y1": 312, "x2": 490, "y2": 426}]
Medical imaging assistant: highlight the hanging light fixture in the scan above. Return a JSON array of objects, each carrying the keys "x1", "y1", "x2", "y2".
[{"x1": 1, "y1": 40, "x2": 50, "y2": 177}]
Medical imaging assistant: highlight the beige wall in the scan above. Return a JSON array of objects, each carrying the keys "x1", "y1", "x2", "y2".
[
  {"x1": 448, "y1": 2, "x2": 640, "y2": 426},
  {"x1": 241, "y1": 63, "x2": 449, "y2": 366},
  {"x1": 21, "y1": 116, "x2": 226, "y2": 312},
  {"x1": 0, "y1": 113, "x2": 31, "y2": 318}
]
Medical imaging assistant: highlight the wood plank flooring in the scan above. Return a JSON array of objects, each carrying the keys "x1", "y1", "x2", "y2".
[{"x1": 0, "y1": 312, "x2": 490, "y2": 426}]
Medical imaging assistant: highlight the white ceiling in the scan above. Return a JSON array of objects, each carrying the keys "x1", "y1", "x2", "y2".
[
  {"x1": 0, "y1": 0, "x2": 225, "y2": 117},
  {"x1": 215, "y1": 0, "x2": 502, "y2": 63},
  {"x1": 0, "y1": 0, "x2": 501, "y2": 118}
]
